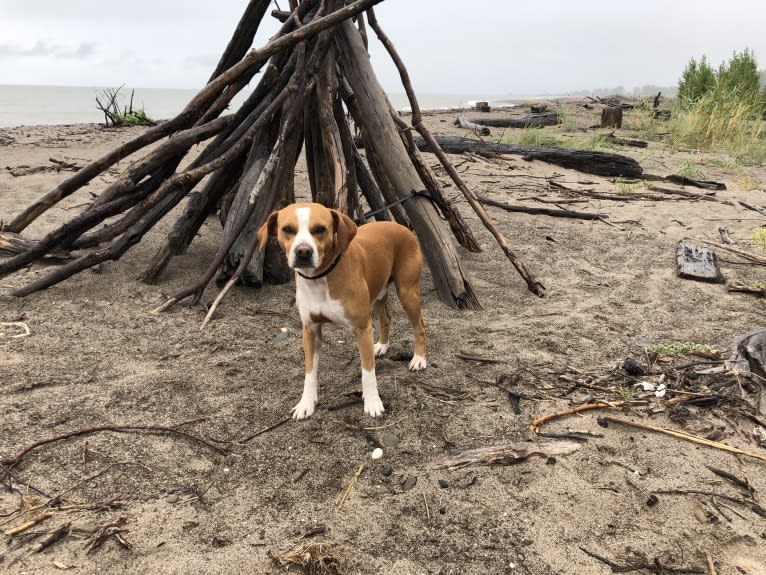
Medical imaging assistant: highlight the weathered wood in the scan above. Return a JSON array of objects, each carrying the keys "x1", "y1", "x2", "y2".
[
  {"x1": 352, "y1": 147, "x2": 390, "y2": 222},
  {"x1": 428, "y1": 440, "x2": 582, "y2": 469},
  {"x1": 208, "y1": 0, "x2": 271, "y2": 82},
  {"x1": 404, "y1": 135, "x2": 643, "y2": 178},
  {"x1": 366, "y1": 7, "x2": 545, "y2": 298},
  {"x1": 475, "y1": 101, "x2": 490, "y2": 112},
  {"x1": 666, "y1": 174, "x2": 726, "y2": 191},
  {"x1": 473, "y1": 112, "x2": 560, "y2": 129},
  {"x1": 4, "y1": 0, "x2": 383, "y2": 235},
  {"x1": 454, "y1": 115, "x2": 490, "y2": 136},
  {"x1": 336, "y1": 19, "x2": 480, "y2": 309},
  {"x1": 601, "y1": 107, "x2": 622, "y2": 128},
  {"x1": 604, "y1": 133, "x2": 648, "y2": 148},
  {"x1": 675, "y1": 242, "x2": 724, "y2": 283},
  {"x1": 477, "y1": 195, "x2": 605, "y2": 221},
  {"x1": 393, "y1": 112, "x2": 481, "y2": 252}
]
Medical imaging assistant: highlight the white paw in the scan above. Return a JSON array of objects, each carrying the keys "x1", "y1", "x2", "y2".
[
  {"x1": 364, "y1": 394, "x2": 385, "y2": 417},
  {"x1": 408, "y1": 354, "x2": 427, "y2": 371},
  {"x1": 374, "y1": 342, "x2": 389, "y2": 357},
  {"x1": 290, "y1": 397, "x2": 316, "y2": 420}
]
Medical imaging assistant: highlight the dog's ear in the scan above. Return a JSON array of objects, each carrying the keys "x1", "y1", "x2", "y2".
[
  {"x1": 331, "y1": 210, "x2": 357, "y2": 253},
  {"x1": 256, "y1": 211, "x2": 279, "y2": 252}
]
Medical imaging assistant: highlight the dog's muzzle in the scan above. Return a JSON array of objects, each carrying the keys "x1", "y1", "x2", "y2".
[{"x1": 291, "y1": 243, "x2": 315, "y2": 269}]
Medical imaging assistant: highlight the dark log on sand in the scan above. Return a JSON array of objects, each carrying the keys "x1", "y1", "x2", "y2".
[
  {"x1": 472, "y1": 112, "x2": 560, "y2": 129},
  {"x1": 454, "y1": 115, "x2": 490, "y2": 136},
  {"x1": 407, "y1": 135, "x2": 643, "y2": 178}
]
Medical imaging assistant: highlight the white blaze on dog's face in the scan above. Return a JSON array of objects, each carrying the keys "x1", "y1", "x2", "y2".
[{"x1": 275, "y1": 205, "x2": 336, "y2": 272}]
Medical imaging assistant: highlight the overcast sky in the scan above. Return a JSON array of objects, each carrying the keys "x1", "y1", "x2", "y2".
[{"x1": 1, "y1": 0, "x2": 765, "y2": 95}]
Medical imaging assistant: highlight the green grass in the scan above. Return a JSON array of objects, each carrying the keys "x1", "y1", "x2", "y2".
[
  {"x1": 675, "y1": 161, "x2": 705, "y2": 179},
  {"x1": 753, "y1": 227, "x2": 766, "y2": 249},
  {"x1": 643, "y1": 341, "x2": 718, "y2": 357},
  {"x1": 614, "y1": 177, "x2": 640, "y2": 195},
  {"x1": 668, "y1": 91, "x2": 766, "y2": 164},
  {"x1": 114, "y1": 109, "x2": 153, "y2": 126}
]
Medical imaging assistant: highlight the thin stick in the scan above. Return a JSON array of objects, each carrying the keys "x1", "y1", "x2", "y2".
[
  {"x1": 201, "y1": 274, "x2": 239, "y2": 330},
  {"x1": 1, "y1": 423, "x2": 227, "y2": 468},
  {"x1": 530, "y1": 402, "x2": 626, "y2": 433},
  {"x1": 239, "y1": 417, "x2": 292, "y2": 443},
  {"x1": 3, "y1": 512, "x2": 54, "y2": 536},
  {"x1": 422, "y1": 491, "x2": 430, "y2": 521},
  {"x1": 705, "y1": 551, "x2": 717, "y2": 575},
  {"x1": 337, "y1": 462, "x2": 366, "y2": 510},
  {"x1": 600, "y1": 415, "x2": 766, "y2": 464}
]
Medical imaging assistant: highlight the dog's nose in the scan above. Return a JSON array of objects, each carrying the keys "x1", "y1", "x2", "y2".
[{"x1": 294, "y1": 244, "x2": 313, "y2": 263}]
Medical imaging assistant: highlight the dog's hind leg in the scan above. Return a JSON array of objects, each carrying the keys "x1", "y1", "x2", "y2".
[
  {"x1": 372, "y1": 290, "x2": 392, "y2": 357},
  {"x1": 395, "y1": 281, "x2": 427, "y2": 371}
]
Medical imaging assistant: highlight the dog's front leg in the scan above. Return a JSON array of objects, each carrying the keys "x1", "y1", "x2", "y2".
[
  {"x1": 292, "y1": 322, "x2": 322, "y2": 420},
  {"x1": 354, "y1": 320, "x2": 384, "y2": 417}
]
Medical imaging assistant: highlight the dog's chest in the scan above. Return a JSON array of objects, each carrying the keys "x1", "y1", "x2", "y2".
[{"x1": 295, "y1": 278, "x2": 351, "y2": 327}]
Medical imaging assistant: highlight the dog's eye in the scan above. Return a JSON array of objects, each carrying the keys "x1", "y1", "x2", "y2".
[
  {"x1": 281, "y1": 226, "x2": 295, "y2": 235},
  {"x1": 312, "y1": 225, "x2": 327, "y2": 235}
]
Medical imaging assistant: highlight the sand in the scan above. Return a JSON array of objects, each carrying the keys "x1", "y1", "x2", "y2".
[{"x1": 2, "y1": 101, "x2": 766, "y2": 574}]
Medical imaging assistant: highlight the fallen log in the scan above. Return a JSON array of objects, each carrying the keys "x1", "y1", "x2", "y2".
[
  {"x1": 404, "y1": 135, "x2": 643, "y2": 178},
  {"x1": 453, "y1": 115, "x2": 490, "y2": 136},
  {"x1": 477, "y1": 195, "x2": 606, "y2": 221},
  {"x1": 471, "y1": 111, "x2": 559, "y2": 129}
]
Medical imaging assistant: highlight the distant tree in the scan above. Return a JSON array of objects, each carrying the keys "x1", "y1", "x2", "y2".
[
  {"x1": 677, "y1": 55, "x2": 715, "y2": 106},
  {"x1": 717, "y1": 49, "x2": 760, "y2": 99},
  {"x1": 677, "y1": 49, "x2": 766, "y2": 112}
]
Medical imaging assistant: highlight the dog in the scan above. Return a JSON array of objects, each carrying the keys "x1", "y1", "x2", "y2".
[{"x1": 257, "y1": 202, "x2": 427, "y2": 420}]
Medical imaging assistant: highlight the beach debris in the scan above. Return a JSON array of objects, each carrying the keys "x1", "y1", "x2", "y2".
[
  {"x1": 675, "y1": 242, "x2": 724, "y2": 283},
  {"x1": 453, "y1": 115, "x2": 490, "y2": 136},
  {"x1": 600, "y1": 106, "x2": 623, "y2": 128},
  {"x1": 427, "y1": 439, "x2": 581, "y2": 470},
  {"x1": 598, "y1": 415, "x2": 766, "y2": 464},
  {"x1": 411, "y1": 134, "x2": 643, "y2": 178},
  {"x1": 371, "y1": 447, "x2": 383, "y2": 460},
  {"x1": 336, "y1": 462, "x2": 366, "y2": 510},
  {"x1": 274, "y1": 541, "x2": 348, "y2": 575},
  {"x1": 0, "y1": 321, "x2": 30, "y2": 338},
  {"x1": 462, "y1": 111, "x2": 560, "y2": 129}
]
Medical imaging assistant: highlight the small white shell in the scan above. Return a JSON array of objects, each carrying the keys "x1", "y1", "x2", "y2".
[{"x1": 371, "y1": 448, "x2": 383, "y2": 460}]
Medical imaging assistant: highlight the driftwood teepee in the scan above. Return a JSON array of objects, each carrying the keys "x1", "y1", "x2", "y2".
[{"x1": 0, "y1": 0, "x2": 550, "y2": 310}]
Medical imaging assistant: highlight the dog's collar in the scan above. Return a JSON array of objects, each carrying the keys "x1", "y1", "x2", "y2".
[{"x1": 295, "y1": 252, "x2": 342, "y2": 281}]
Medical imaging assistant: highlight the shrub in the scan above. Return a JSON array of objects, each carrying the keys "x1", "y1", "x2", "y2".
[
  {"x1": 677, "y1": 56, "x2": 715, "y2": 106},
  {"x1": 95, "y1": 86, "x2": 154, "y2": 127}
]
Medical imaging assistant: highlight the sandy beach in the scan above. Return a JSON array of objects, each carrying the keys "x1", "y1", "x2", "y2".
[{"x1": 2, "y1": 100, "x2": 766, "y2": 574}]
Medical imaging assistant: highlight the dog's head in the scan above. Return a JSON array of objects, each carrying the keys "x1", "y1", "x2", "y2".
[{"x1": 256, "y1": 203, "x2": 357, "y2": 274}]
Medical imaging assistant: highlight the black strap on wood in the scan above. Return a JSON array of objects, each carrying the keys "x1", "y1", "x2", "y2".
[{"x1": 353, "y1": 190, "x2": 449, "y2": 224}]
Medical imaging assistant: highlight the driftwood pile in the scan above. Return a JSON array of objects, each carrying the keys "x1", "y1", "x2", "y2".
[
  {"x1": 0, "y1": 0, "x2": 656, "y2": 311},
  {"x1": 0, "y1": 0, "x2": 561, "y2": 310}
]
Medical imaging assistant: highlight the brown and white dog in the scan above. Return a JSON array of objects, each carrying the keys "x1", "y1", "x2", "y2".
[{"x1": 257, "y1": 202, "x2": 427, "y2": 420}]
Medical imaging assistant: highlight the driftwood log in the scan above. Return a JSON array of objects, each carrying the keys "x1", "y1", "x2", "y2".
[
  {"x1": 454, "y1": 115, "x2": 490, "y2": 136},
  {"x1": 471, "y1": 111, "x2": 560, "y2": 129},
  {"x1": 404, "y1": 135, "x2": 643, "y2": 178}
]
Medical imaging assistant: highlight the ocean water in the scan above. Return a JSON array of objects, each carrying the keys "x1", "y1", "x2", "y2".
[{"x1": 0, "y1": 84, "x2": 514, "y2": 128}]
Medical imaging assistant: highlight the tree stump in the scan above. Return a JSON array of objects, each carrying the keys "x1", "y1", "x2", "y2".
[
  {"x1": 475, "y1": 101, "x2": 490, "y2": 113},
  {"x1": 601, "y1": 106, "x2": 622, "y2": 128}
]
